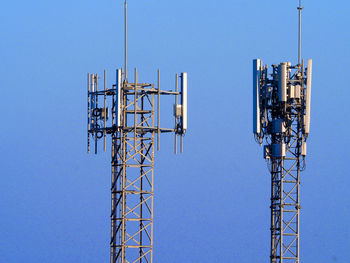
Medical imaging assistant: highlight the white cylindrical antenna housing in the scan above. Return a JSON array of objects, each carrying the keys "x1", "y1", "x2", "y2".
[
  {"x1": 278, "y1": 62, "x2": 288, "y2": 102},
  {"x1": 304, "y1": 59, "x2": 312, "y2": 134},
  {"x1": 91, "y1": 74, "x2": 95, "y2": 92},
  {"x1": 253, "y1": 59, "x2": 262, "y2": 134},
  {"x1": 91, "y1": 74, "x2": 96, "y2": 109},
  {"x1": 181, "y1": 72, "x2": 188, "y2": 132},
  {"x1": 295, "y1": 84, "x2": 301, "y2": 99},
  {"x1": 289, "y1": 85, "x2": 295, "y2": 99},
  {"x1": 116, "y1": 69, "x2": 122, "y2": 127}
]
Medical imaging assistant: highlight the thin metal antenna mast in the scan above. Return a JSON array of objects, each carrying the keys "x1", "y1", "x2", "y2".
[
  {"x1": 124, "y1": 0, "x2": 128, "y2": 81},
  {"x1": 87, "y1": 2, "x2": 188, "y2": 262},
  {"x1": 253, "y1": 1, "x2": 312, "y2": 262},
  {"x1": 298, "y1": 0, "x2": 303, "y2": 66}
]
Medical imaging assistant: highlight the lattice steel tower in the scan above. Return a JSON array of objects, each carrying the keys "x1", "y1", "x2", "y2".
[
  {"x1": 253, "y1": 1, "x2": 312, "y2": 262},
  {"x1": 87, "y1": 1, "x2": 188, "y2": 262}
]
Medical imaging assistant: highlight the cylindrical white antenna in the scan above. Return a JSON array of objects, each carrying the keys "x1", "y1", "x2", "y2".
[
  {"x1": 298, "y1": 0, "x2": 303, "y2": 66},
  {"x1": 278, "y1": 62, "x2": 287, "y2": 102}
]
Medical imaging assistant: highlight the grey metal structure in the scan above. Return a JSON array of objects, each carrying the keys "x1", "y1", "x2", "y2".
[
  {"x1": 87, "y1": 1, "x2": 187, "y2": 262},
  {"x1": 253, "y1": 1, "x2": 312, "y2": 262}
]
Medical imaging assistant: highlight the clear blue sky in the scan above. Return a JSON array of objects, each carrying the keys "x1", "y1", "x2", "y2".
[{"x1": 1, "y1": 0, "x2": 349, "y2": 262}]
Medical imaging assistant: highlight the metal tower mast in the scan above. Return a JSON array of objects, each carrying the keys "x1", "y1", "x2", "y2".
[
  {"x1": 87, "y1": 2, "x2": 188, "y2": 262},
  {"x1": 253, "y1": 2, "x2": 312, "y2": 262}
]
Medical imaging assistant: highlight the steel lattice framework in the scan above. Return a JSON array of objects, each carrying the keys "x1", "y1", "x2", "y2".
[
  {"x1": 253, "y1": 2, "x2": 312, "y2": 262},
  {"x1": 111, "y1": 75, "x2": 156, "y2": 263},
  {"x1": 87, "y1": 1, "x2": 187, "y2": 262},
  {"x1": 253, "y1": 60, "x2": 312, "y2": 263},
  {"x1": 87, "y1": 68, "x2": 187, "y2": 263},
  {"x1": 269, "y1": 102, "x2": 302, "y2": 262}
]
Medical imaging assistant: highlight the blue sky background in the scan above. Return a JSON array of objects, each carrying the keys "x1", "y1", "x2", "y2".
[{"x1": 1, "y1": 0, "x2": 349, "y2": 262}]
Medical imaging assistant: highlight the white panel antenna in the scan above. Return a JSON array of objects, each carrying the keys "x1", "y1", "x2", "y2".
[
  {"x1": 87, "y1": 2, "x2": 188, "y2": 261},
  {"x1": 304, "y1": 59, "x2": 312, "y2": 134},
  {"x1": 253, "y1": 59, "x2": 261, "y2": 135},
  {"x1": 181, "y1": 72, "x2": 188, "y2": 132},
  {"x1": 91, "y1": 74, "x2": 96, "y2": 109},
  {"x1": 278, "y1": 62, "x2": 287, "y2": 102},
  {"x1": 252, "y1": 2, "x2": 313, "y2": 262},
  {"x1": 116, "y1": 69, "x2": 122, "y2": 128}
]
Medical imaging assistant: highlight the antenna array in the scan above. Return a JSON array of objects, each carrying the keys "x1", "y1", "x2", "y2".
[
  {"x1": 87, "y1": 2, "x2": 188, "y2": 262},
  {"x1": 253, "y1": 2, "x2": 312, "y2": 262}
]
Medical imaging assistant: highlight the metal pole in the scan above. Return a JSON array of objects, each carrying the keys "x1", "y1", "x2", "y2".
[
  {"x1": 104, "y1": 70, "x2": 107, "y2": 152},
  {"x1": 122, "y1": 81, "x2": 127, "y2": 263},
  {"x1": 297, "y1": 114, "x2": 301, "y2": 263},
  {"x1": 157, "y1": 70, "x2": 160, "y2": 151},
  {"x1": 134, "y1": 68, "x2": 138, "y2": 149},
  {"x1": 280, "y1": 159, "x2": 284, "y2": 261},
  {"x1": 298, "y1": 0, "x2": 303, "y2": 66},
  {"x1": 151, "y1": 92, "x2": 155, "y2": 263},
  {"x1": 124, "y1": 0, "x2": 128, "y2": 81},
  {"x1": 139, "y1": 91, "x2": 145, "y2": 263},
  {"x1": 180, "y1": 135, "x2": 183, "y2": 153},
  {"x1": 95, "y1": 74, "x2": 98, "y2": 154},
  {"x1": 87, "y1": 73, "x2": 90, "y2": 154},
  {"x1": 111, "y1": 139, "x2": 116, "y2": 263},
  {"x1": 175, "y1": 74, "x2": 178, "y2": 154},
  {"x1": 121, "y1": 83, "x2": 127, "y2": 262},
  {"x1": 270, "y1": 161, "x2": 274, "y2": 262}
]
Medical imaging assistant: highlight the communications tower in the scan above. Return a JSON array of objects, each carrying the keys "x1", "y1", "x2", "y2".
[
  {"x1": 253, "y1": 1, "x2": 312, "y2": 262},
  {"x1": 87, "y1": 1, "x2": 188, "y2": 262}
]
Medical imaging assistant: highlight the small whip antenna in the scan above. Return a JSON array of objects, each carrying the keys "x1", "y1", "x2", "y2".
[
  {"x1": 124, "y1": 0, "x2": 128, "y2": 81},
  {"x1": 297, "y1": 0, "x2": 303, "y2": 66}
]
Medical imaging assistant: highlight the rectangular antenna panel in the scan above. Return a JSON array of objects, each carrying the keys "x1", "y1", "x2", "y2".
[
  {"x1": 91, "y1": 74, "x2": 95, "y2": 92},
  {"x1": 278, "y1": 63, "x2": 287, "y2": 102},
  {"x1": 116, "y1": 69, "x2": 122, "y2": 127},
  {"x1": 181, "y1": 72, "x2": 188, "y2": 131},
  {"x1": 304, "y1": 59, "x2": 312, "y2": 134},
  {"x1": 91, "y1": 74, "x2": 96, "y2": 109},
  {"x1": 253, "y1": 59, "x2": 261, "y2": 134}
]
